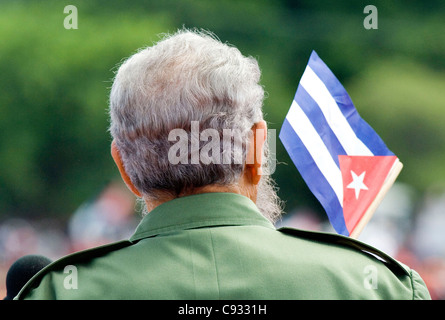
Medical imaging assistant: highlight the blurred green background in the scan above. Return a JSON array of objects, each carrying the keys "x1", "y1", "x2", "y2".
[
  {"x1": 1, "y1": 0, "x2": 445, "y2": 298},
  {"x1": 1, "y1": 0, "x2": 445, "y2": 219}
]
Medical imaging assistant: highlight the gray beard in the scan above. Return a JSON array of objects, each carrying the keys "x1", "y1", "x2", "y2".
[{"x1": 255, "y1": 174, "x2": 284, "y2": 224}]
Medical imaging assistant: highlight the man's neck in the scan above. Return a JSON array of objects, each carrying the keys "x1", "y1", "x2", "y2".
[{"x1": 144, "y1": 183, "x2": 256, "y2": 213}]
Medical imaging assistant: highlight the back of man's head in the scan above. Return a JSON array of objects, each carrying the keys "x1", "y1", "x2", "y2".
[{"x1": 109, "y1": 29, "x2": 281, "y2": 221}]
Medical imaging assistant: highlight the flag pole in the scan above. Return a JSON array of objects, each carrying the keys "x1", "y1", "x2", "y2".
[{"x1": 349, "y1": 159, "x2": 403, "y2": 239}]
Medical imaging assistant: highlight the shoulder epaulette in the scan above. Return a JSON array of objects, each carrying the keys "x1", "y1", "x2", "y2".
[
  {"x1": 15, "y1": 239, "x2": 133, "y2": 299},
  {"x1": 278, "y1": 227, "x2": 409, "y2": 276}
]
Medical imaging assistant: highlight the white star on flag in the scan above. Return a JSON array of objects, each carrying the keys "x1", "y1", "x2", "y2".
[{"x1": 347, "y1": 170, "x2": 368, "y2": 199}]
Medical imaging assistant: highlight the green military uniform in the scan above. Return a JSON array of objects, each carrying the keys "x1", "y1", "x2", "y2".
[{"x1": 16, "y1": 192, "x2": 430, "y2": 299}]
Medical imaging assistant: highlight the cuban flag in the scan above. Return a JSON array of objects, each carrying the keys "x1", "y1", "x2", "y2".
[{"x1": 279, "y1": 51, "x2": 401, "y2": 237}]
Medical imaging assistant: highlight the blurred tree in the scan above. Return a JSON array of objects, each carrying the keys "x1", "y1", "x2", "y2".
[
  {"x1": 0, "y1": 1, "x2": 172, "y2": 217},
  {"x1": 348, "y1": 58, "x2": 445, "y2": 192}
]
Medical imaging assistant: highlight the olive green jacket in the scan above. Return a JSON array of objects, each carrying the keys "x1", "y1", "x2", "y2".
[{"x1": 16, "y1": 192, "x2": 430, "y2": 300}]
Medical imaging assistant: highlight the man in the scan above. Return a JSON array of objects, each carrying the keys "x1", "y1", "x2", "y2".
[{"x1": 16, "y1": 29, "x2": 430, "y2": 299}]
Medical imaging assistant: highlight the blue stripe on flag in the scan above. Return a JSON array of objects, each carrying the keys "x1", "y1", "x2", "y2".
[
  {"x1": 294, "y1": 85, "x2": 346, "y2": 167},
  {"x1": 307, "y1": 51, "x2": 394, "y2": 156},
  {"x1": 280, "y1": 118, "x2": 348, "y2": 235}
]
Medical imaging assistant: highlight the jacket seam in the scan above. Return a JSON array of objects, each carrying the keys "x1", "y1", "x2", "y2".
[
  {"x1": 209, "y1": 229, "x2": 221, "y2": 299},
  {"x1": 410, "y1": 269, "x2": 415, "y2": 300}
]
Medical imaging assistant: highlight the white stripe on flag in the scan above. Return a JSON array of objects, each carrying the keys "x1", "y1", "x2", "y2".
[
  {"x1": 286, "y1": 100, "x2": 343, "y2": 205},
  {"x1": 300, "y1": 66, "x2": 373, "y2": 156}
]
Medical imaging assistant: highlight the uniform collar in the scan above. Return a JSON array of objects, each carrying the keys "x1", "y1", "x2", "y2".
[{"x1": 129, "y1": 192, "x2": 275, "y2": 242}]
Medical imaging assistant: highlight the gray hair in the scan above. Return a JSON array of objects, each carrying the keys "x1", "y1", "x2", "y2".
[{"x1": 109, "y1": 29, "x2": 282, "y2": 221}]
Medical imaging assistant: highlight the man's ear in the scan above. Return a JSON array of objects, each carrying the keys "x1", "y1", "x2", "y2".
[
  {"x1": 111, "y1": 140, "x2": 142, "y2": 197},
  {"x1": 245, "y1": 120, "x2": 267, "y2": 185}
]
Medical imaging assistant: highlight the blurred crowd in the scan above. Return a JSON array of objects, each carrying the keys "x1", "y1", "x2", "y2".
[
  {"x1": 0, "y1": 181, "x2": 139, "y2": 299},
  {"x1": 1, "y1": 182, "x2": 445, "y2": 299}
]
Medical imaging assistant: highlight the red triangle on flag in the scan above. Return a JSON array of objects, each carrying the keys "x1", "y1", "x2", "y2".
[{"x1": 339, "y1": 155, "x2": 398, "y2": 234}]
